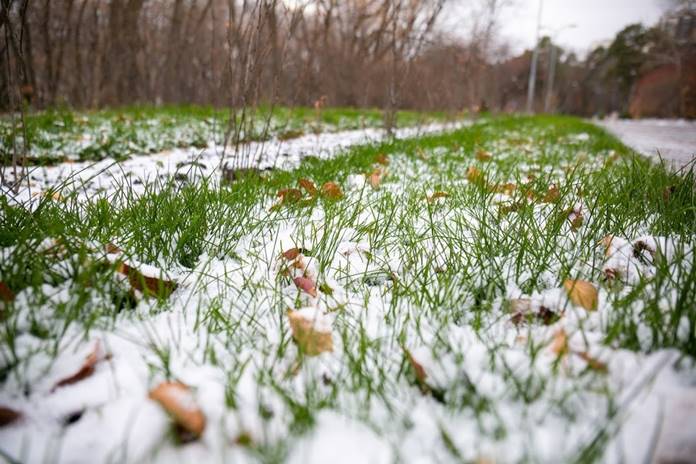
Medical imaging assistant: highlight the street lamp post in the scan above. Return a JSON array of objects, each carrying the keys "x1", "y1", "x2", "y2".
[{"x1": 525, "y1": 0, "x2": 544, "y2": 113}]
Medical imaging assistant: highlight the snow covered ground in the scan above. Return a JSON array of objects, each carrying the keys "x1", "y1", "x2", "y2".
[
  {"x1": 596, "y1": 118, "x2": 696, "y2": 171},
  {"x1": 1, "y1": 118, "x2": 694, "y2": 463}
]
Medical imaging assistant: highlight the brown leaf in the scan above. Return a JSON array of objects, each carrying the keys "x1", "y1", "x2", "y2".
[
  {"x1": 475, "y1": 149, "x2": 492, "y2": 161},
  {"x1": 321, "y1": 182, "x2": 343, "y2": 200},
  {"x1": 576, "y1": 351, "x2": 608, "y2": 373},
  {"x1": 542, "y1": 185, "x2": 560, "y2": 203},
  {"x1": 563, "y1": 279, "x2": 598, "y2": 311},
  {"x1": 568, "y1": 208, "x2": 584, "y2": 231},
  {"x1": 116, "y1": 262, "x2": 177, "y2": 298},
  {"x1": 53, "y1": 341, "x2": 105, "y2": 391},
  {"x1": 287, "y1": 310, "x2": 333, "y2": 356},
  {"x1": 0, "y1": 406, "x2": 21, "y2": 427},
  {"x1": 466, "y1": 166, "x2": 484, "y2": 185},
  {"x1": 0, "y1": 282, "x2": 14, "y2": 303},
  {"x1": 105, "y1": 242, "x2": 122, "y2": 254},
  {"x1": 404, "y1": 349, "x2": 427, "y2": 385},
  {"x1": 374, "y1": 153, "x2": 390, "y2": 166},
  {"x1": 277, "y1": 188, "x2": 303, "y2": 204},
  {"x1": 600, "y1": 235, "x2": 615, "y2": 257},
  {"x1": 149, "y1": 382, "x2": 206, "y2": 439},
  {"x1": 494, "y1": 182, "x2": 517, "y2": 195},
  {"x1": 427, "y1": 191, "x2": 450, "y2": 203},
  {"x1": 298, "y1": 178, "x2": 318, "y2": 196},
  {"x1": 282, "y1": 248, "x2": 302, "y2": 261},
  {"x1": 293, "y1": 276, "x2": 317, "y2": 297},
  {"x1": 550, "y1": 329, "x2": 569, "y2": 356}
]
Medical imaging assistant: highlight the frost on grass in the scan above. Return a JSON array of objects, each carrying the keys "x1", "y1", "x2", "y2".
[{"x1": 0, "y1": 117, "x2": 695, "y2": 463}]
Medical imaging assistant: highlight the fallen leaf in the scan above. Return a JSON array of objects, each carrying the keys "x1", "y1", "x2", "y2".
[
  {"x1": 568, "y1": 208, "x2": 583, "y2": 231},
  {"x1": 563, "y1": 279, "x2": 598, "y2": 311},
  {"x1": 298, "y1": 178, "x2": 318, "y2": 196},
  {"x1": 550, "y1": 329, "x2": 568, "y2": 356},
  {"x1": 321, "y1": 182, "x2": 343, "y2": 200},
  {"x1": 287, "y1": 309, "x2": 333, "y2": 355},
  {"x1": 374, "y1": 153, "x2": 390, "y2": 166},
  {"x1": 0, "y1": 406, "x2": 21, "y2": 427},
  {"x1": 542, "y1": 185, "x2": 560, "y2": 203},
  {"x1": 293, "y1": 276, "x2": 317, "y2": 297},
  {"x1": 105, "y1": 242, "x2": 122, "y2": 254},
  {"x1": 494, "y1": 182, "x2": 516, "y2": 195},
  {"x1": 475, "y1": 149, "x2": 492, "y2": 161},
  {"x1": 427, "y1": 191, "x2": 450, "y2": 203},
  {"x1": 53, "y1": 341, "x2": 106, "y2": 391},
  {"x1": 600, "y1": 235, "x2": 615, "y2": 257},
  {"x1": 404, "y1": 349, "x2": 427, "y2": 385},
  {"x1": 368, "y1": 167, "x2": 385, "y2": 189},
  {"x1": 277, "y1": 188, "x2": 303, "y2": 204},
  {"x1": 149, "y1": 381, "x2": 206, "y2": 440},
  {"x1": 466, "y1": 166, "x2": 484, "y2": 185},
  {"x1": 576, "y1": 351, "x2": 608, "y2": 373},
  {"x1": 282, "y1": 248, "x2": 302, "y2": 260},
  {"x1": 0, "y1": 282, "x2": 14, "y2": 303},
  {"x1": 116, "y1": 262, "x2": 177, "y2": 298}
]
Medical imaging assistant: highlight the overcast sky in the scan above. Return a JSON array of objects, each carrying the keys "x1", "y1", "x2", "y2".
[{"x1": 496, "y1": 0, "x2": 668, "y2": 55}]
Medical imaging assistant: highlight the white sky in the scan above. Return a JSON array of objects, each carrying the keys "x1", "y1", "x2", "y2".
[{"x1": 496, "y1": 0, "x2": 667, "y2": 55}]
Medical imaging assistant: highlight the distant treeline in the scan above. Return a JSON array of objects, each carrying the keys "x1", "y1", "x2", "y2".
[{"x1": 1, "y1": 0, "x2": 694, "y2": 118}]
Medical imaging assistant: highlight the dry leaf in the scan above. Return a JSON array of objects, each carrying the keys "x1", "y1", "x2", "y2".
[
  {"x1": 298, "y1": 178, "x2": 318, "y2": 196},
  {"x1": 277, "y1": 188, "x2": 303, "y2": 204},
  {"x1": 563, "y1": 279, "x2": 598, "y2": 311},
  {"x1": 368, "y1": 167, "x2": 385, "y2": 189},
  {"x1": 149, "y1": 382, "x2": 206, "y2": 439},
  {"x1": 568, "y1": 208, "x2": 584, "y2": 231},
  {"x1": 105, "y1": 242, "x2": 122, "y2": 254},
  {"x1": 374, "y1": 153, "x2": 390, "y2": 166},
  {"x1": 116, "y1": 262, "x2": 177, "y2": 298},
  {"x1": 427, "y1": 191, "x2": 450, "y2": 203},
  {"x1": 600, "y1": 235, "x2": 615, "y2": 257},
  {"x1": 576, "y1": 351, "x2": 608, "y2": 373},
  {"x1": 466, "y1": 166, "x2": 484, "y2": 185},
  {"x1": 404, "y1": 349, "x2": 427, "y2": 385},
  {"x1": 282, "y1": 248, "x2": 302, "y2": 261},
  {"x1": 0, "y1": 282, "x2": 14, "y2": 303},
  {"x1": 542, "y1": 185, "x2": 560, "y2": 203},
  {"x1": 321, "y1": 182, "x2": 343, "y2": 200},
  {"x1": 0, "y1": 406, "x2": 21, "y2": 427},
  {"x1": 494, "y1": 182, "x2": 517, "y2": 195},
  {"x1": 550, "y1": 329, "x2": 568, "y2": 356},
  {"x1": 293, "y1": 276, "x2": 317, "y2": 297},
  {"x1": 53, "y1": 341, "x2": 105, "y2": 391},
  {"x1": 287, "y1": 310, "x2": 333, "y2": 356},
  {"x1": 475, "y1": 149, "x2": 492, "y2": 161}
]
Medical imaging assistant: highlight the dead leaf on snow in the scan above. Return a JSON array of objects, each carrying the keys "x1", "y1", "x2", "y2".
[
  {"x1": 287, "y1": 309, "x2": 333, "y2": 356},
  {"x1": 277, "y1": 188, "x2": 303, "y2": 204},
  {"x1": 404, "y1": 349, "x2": 427, "y2": 385},
  {"x1": 475, "y1": 149, "x2": 492, "y2": 161},
  {"x1": 298, "y1": 178, "x2": 318, "y2": 197},
  {"x1": 52, "y1": 341, "x2": 108, "y2": 391},
  {"x1": 576, "y1": 351, "x2": 608, "y2": 373},
  {"x1": 0, "y1": 406, "x2": 21, "y2": 427},
  {"x1": 563, "y1": 279, "x2": 598, "y2": 311},
  {"x1": 149, "y1": 381, "x2": 206, "y2": 440},
  {"x1": 293, "y1": 276, "x2": 317, "y2": 297},
  {"x1": 550, "y1": 329, "x2": 569, "y2": 356},
  {"x1": 427, "y1": 191, "x2": 450, "y2": 203},
  {"x1": 542, "y1": 184, "x2": 560, "y2": 203},
  {"x1": 282, "y1": 248, "x2": 302, "y2": 261},
  {"x1": 321, "y1": 182, "x2": 343, "y2": 200},
  {"x1": 374, "y1": 153, "x2": 390, "y2": 166},
  {"x1": 466, "y1": 166, "x2": 485, "y2": 185},
  {"x1": 116, "y1": 262, "x2": 177, "y2": 298},
  {"x1": 368, "y1": 167, "x2": 385, "y2": 189}
]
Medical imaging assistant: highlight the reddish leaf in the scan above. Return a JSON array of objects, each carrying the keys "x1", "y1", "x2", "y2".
[
  {"x1": 563, "y1": 279, "x2": 598, "y2": 311},
  {"x1": 576, "y1": 351, "x2": 608, "y2": 373},
  {"x1": 368, "y1": 167, "x2": 385, "y2": 189},
  {"x1": 52, "y1": 341, "x2": 105, "y2": 391},
  {"x1": 116, "y1": 262, "x2": 177, "y2": 298},
  {"x1": 321, "y1": 182, "x2": 343, "y2": 200},
  {"x1": 0, "y1": 406, "x2": 21, "y2": 427},
  {"x1": 298, "y1": 178, "x2": 318, "y2": 196},
  {"x1": 282, "y1": 248, "x2": 301, "y2": 261},
  {"x1": 277, "y1": 188, "x2": 303, "y2": 204},
  {"x1": 0, "y1": 282, "x2": 14, "y2": 303},
  {"x1": 293, "y1": 276, "x2": 317, "y2": 297},
  {"x1": 149, "y1": 382, "x2": 206, "y2": 439},
  {"x1": 466, "y1": 166, "x2": 485, "y2": 185},
  {"x1": 542, "y1": 185, "x2": 560, "y2": 203}
]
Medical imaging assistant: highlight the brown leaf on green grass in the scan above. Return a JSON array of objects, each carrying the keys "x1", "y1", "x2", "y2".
[
  {"x1": 287, "y1": 310, "x2": 333, "y2": 355},
  {"x1": 149, "y1": 381, "x2": 206, "y2": 440},
  {"x1": 368, "y1": 167, "x2": 385, "y2": 189},
  {"x1": 298, "y1": 178, "x2": 318, "y2": 196},
  {"x1": 550, "y1": 329, "x2": 569, "y2": 356},
  {"x1": 277, "y1": 188, "x2": 303, "y2": 204},
  {"x1": 52, "y1": 341, "x2": 105, "y2": 391},
  {"x1": 493, "y1": 182, "x2": 516, "y2": 195},
  {"x1": 563, "y1": 279, "x2": 598, "y2": 311},
  {"x1": 105, "y1": 242, "x2": 122, "y2": 254},
  {"x1": 321, "y1": 182, "x2": 343, "y2": 200},
  {"x1": 475, "y1": 149, "x2": 492, "y2": 161},
  {"x1": 568, "y1": 208, "x2": 584, "y2": 231},
  {"x1": 293, "y1": 276, "x2": 317, "y2": 297},
  {"x1": 427, "y1": 191, "x2": 450, "y2": 203},
  {"x1": 0, "y1": 282, "x2": 14, "y2": 303},
  {"x1": 116, "y1": 262, "x2": 177, "y2": 298},
  {"x1": 466, "y1": 166, "x2": 484, "y2": 185},
  {"x1": 0, "y1": 406, "x2": 21, "y2": 427},
  {"x1": 600, "y1": 235, "x2": 615, "y2": 257},
  {"x1": 542, "y1": 184, "x2": 560, "y2": 203},
  {"x1": 374, "y1": 153, "x2": 390, "y2": 166},
  {"x1": 404, "y1": 349, "x2": 427, "y2": 385},
  {"x1": 282, "y1": 248, "x2": 302, "y2": 261}
]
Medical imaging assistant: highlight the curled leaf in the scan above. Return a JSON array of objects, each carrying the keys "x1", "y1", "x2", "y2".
[
  {"x1": 277, "y1": 188, "x2": 303, "y2": 204},
  {"x1": 475, "y1": 149, "x2": 492, "y2": 161},
  {"x1": 53, "y1": 341, "x2": 106, "y2": 391},
  {"x1": 0, "y1": 406, "x2": 21, "y2": 427},
  {"x1": 563, "y1": 279, "x2": 598, "y2": 311},
  {"x1": 293, "y1": 276, "x2": 317, "y2": 297},
  {"x1": 427, "y1": 191, "x2": 450, "y2": 203},
  {"x1": 282, "y1": 248, "x2": 302, "y2": 261},
  {"x1": 287, "y1": 309, "x2": 333, "y2": 356},
  {"x1": 298, "y1": 178, "x2": 318, "y2": 196},
  {"x1": 466, "y1": 166, "x2": 484, "y2": 185},
  {"x1": 321, "y1": 182, "x2": 343, "y2": 200},
  {"x1": 149, "y1": 382, "x2": 206, "y2": 440},
  {"x1": 116, "y1": 262, "x2": 177, "y2": 298}
]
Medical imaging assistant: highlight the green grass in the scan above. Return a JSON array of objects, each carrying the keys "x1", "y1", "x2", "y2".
[
  {"x1": 0, "y1": 114, "x2": 694, "y2": 462},
  {"x1": 0, "y1": 104, "x2": 452, "y2": 166}
]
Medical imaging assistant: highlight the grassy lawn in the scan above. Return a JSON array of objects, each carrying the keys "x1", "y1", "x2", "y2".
[
  {"x1": 0, "y1": 114, "x2": 694, "y2": 462},
  {"x1": 0, "y1": 105, "x2": 450, "y2": 165}
]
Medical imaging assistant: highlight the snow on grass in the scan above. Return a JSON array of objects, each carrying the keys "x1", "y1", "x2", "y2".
[{"x1": 0, "y1": 115, "x2": 694, "y2": 463}]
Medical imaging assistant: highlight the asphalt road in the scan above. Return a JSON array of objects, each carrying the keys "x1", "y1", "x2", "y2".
[{"x1": 596, "y1": 119, "x2": 696, "y2": 171}]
